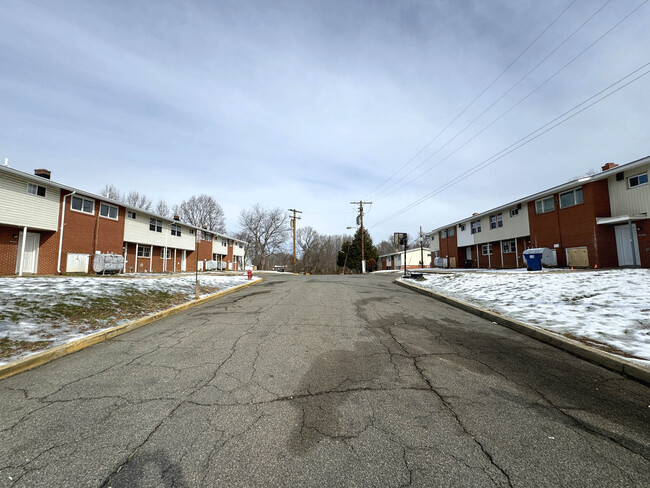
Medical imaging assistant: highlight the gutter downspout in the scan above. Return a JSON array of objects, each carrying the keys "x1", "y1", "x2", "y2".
[
  {"x1": 18, "y1": 226, "x2": 28, "y2": 276},
  {"x1": 628, "y1": 219, "x2": 638, "y2": 267},
  {"x1": 57, "y1": 191, "x2": 77, "y2": 274}
]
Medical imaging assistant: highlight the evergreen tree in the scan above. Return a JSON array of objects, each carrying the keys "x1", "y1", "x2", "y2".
[{"x1": 337, "y1": 228, "x2": 378, "y2": 272}]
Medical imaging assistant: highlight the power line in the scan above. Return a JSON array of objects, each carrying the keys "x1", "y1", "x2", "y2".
[
  {"x1": 374, "y1": 0, "x2": 648, "y2": 201},
  {"x1": 368, "y1": 62, "x2": 650, "y2": 229},
  {"x1": 362, "y1": 0, "x2": 578, "y2": 200},
  {"x1": 372, "y1": 0, "x2": 620, "y2": 201}
]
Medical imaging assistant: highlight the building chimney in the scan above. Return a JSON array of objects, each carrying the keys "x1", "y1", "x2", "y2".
[
  {"x1": 601, "y1": 162, "x2": 618, "y2": 172},
  {"x1": 472, "y1": 212, "x2": 479, "y2": 216},
  {"x1": 173, "y1": 214, "x2": 180, "y2": 221},
  {"x1": 34, "y1": 169, "x2": 51, "y2": 179}
]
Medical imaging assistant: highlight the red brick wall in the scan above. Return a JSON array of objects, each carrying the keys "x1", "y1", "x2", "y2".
[
  {"x1": 0, "y1": 226, "x2": 20, "y2": 274},
  {"x1": 637, "y1": 219, "x2": 650, "y2": 267},
  {"x1": 528, "y1": 180, "x2": 613, "y2": 268},
  {"x1": 439, "y1": 228, "x2": 459, "y2": 268}
]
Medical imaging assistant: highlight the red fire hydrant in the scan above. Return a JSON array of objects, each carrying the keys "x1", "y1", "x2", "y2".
[{"x1": 247, "y1": 269, "x2": 253, "y2": 280}]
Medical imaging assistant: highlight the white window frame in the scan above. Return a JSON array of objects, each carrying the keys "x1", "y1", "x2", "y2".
[
  {"x1": 127, "y1": 211, "x2": 137, "y2": 220},
  {"x1": 448, "y1": 228, "x2": 455, "y2": 237},
  {"x1": 441, "y1": 230, "x2": 447, "y2": 239},
  {"x1": 510, "y1": 208, "x2": 519, "y2": 217},
  {"x1": 161, "y1": 248, "x2": 171, "y2": 259},
  {"x1": 99, "y1": 203, "x2": 119, "y2": 220},
  {"x1": 27, "y1": 183, "x2": 46, "y2": 197},
  {"x1": 502, "y1": 240, "x2": 516, "y2": 254},
  {"x1": 559, "y1": 188, "x2": 583, "y2": 209},
  {"x1": 628, "y1": 172, "x2": 648, "y2": 189},
  {"x1": 481, "y1": 243, "x2": 492, "y2": 256},
  {"x1": 459, "y1": 223, "x2": 466, "y2": 231},
  {"x1": 171, "y1": 223, "x2": 182, "y2": 236},
  {"x1": 535, "y1": 196, "x2": 555, "y2": 214},
  {"x1": 189, "y1": 229, "x2": 195, "y2": 235},
  {"x1": 71, "y1": 195, "x2": 95, "y2": 215},
  {"x1": 471, "y1": 220, "x2": 481, "y2": 234},
  {"x1": 137, "y1": 245, "x2": 151, "y2": 258},
  {"x1": 489, "y1": 213, "x2": 503, "y2": 230},
  {"x1": 149, "y1": 218, "x2": 163, "y2": 233}
]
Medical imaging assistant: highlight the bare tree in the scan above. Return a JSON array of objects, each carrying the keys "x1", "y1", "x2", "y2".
[
  {"x1": 100, "y1": 184, "x2": 122, "y2": 201},
  {"x1": 376, "y1": 234, "x2": 398, "y2": 256},
  {"x1": 297, "y1": 226, "x2": 319, "y2": 273},
  {"x1": 125, "y1": 191, "x2": 153, "y2": 211},
  {"x1": 155, "y1": 200, "x2": 172, "y2": 218},
  {"x1": 239, "y1": 204, "x2": 289, "y2": 270},
  {"x1": 173, "y1": 195, "x2": 225, "y2": 233}
]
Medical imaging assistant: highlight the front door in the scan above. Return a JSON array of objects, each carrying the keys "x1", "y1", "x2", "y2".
[
  {"x1": 615, "y1": 224, "x2": 641, "y2": 266},
  {"x1": 181, "y1": 250, "x2": 187, "y2": 271},
  {"x1": 16, "y1": 232, "x2": 40, "y2": 274}
]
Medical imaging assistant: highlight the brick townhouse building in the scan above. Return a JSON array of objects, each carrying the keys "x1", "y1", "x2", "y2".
[
  {"x1": 428, "y1": 155, "x2": 650, "y2": 269},
  {"x1": 0, "y1": 164, "x2": 246, "y2": 276}
]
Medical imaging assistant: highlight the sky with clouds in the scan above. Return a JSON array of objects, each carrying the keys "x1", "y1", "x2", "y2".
[{"x1": 1, "y1": 0, "x2": 649, "y2": 245}]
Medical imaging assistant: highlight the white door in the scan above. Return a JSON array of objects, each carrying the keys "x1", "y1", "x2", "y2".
[
  {"x1": 16, "y1": 232, "x2": 40, "y2": 274},
  {"x1": 181, "y1": 250, "x2": 187, "y2": 271},
  {"x1": 66, "y1": 253, "x2": 90, "y2": 273},
  {"x1": 615, "y1": 224, "x2": 641, "y2": 266},
  {"x1": 466, "y1": 246, "x2": 472, "y2": 260}
]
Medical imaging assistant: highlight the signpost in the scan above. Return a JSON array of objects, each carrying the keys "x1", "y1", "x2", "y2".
[
  {"x1": 195, "y1": 231, "x2": 202, "y2": 300},
  {"x1": 394, "y1": 232, "x2": 408, "y2": 277}
]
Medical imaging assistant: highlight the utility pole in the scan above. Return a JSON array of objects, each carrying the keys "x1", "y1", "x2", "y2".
[
  {"x1": 350, "y1": 201, "x2": 372, "y2": 273},
  {"x1": 288, "y1": 209, "x2": 302, "y2": 273},
  {"x1": 420, "y1": 226, "x2": 424, "y2": 269}
]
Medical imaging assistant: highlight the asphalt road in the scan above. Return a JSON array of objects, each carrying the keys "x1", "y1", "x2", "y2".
[{"x1": 0, "y1": 273, "x2": 648, "y2": 487}]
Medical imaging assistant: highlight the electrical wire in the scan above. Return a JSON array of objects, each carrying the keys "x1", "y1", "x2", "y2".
[
  {"x1": 373, "y1": 0, "x2": 648, "y2": 201},
  {"x1": 362, "y1": 0, "x2": 578, "y2": 200},
  {"x1": 368, "y1": 62, "x2": 650, "y2": 229}
]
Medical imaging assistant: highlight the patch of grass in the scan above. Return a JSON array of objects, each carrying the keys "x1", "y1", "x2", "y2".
[{"x1": 1, "y1": 337, "x2": 53, "y2": 361}]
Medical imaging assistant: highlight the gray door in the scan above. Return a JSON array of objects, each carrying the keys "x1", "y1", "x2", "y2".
[{"x1": 615, "y1": 224, "x2": 641, "y2": 266}]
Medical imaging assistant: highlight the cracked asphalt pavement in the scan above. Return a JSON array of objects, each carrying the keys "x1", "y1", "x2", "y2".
[{"x1": 1, "y1": 273, "x2": 649, "y2": 487}]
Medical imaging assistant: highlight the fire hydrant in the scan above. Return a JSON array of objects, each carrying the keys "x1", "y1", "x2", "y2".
[{"x1": 247, "y1": 269, "x2": 253, "y2": 280}]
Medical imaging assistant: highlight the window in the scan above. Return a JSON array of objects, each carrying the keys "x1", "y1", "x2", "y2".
[
  {"x1": 481, "y1": 244, "x2": 492, "y2": 256},
  {"x1": 99, "y1": 203, "x2": 118, "y2": 220},
  {"x1": 502, "y1": 240, "x2": 516, "y2": 254},
  {"x1": 160, "y1": 248, "x2": 171, "y2": 259},
  {"x1": 201, "y1": 231, "x2": 212, "y2": 242},
  {"x1": 448, "y1": 228, "x2": 455, "y2": 237},
  {"x1": 171, "y1": 223, "x2": 181, "y2": 236},
  {"x1": 490, "y1": 213, "x2": 503, "y2": 229},
  {"x1": 71, "y1": 195, "x2": 94, "y2": 214},
  {"x1": 559, "y1": 188, "x2": 583, "y2": 208},
  {"x1": 27, "y1": 183, "x2": 46, "y2": 197},
  {"x1": 510, "y1": 208, "x2": 519, "y2": 217},
  {"x1": 189, "y1": 229, "x2": 195, "y2": 235},
  {"x1": 238, "y1": 243, "x2": 243, "y2": 249},
  {"x1": 149, "y1": 218, "x2": 162, "y2": 232},
  {"x1": 628, "y1": 172, "x2": 648, "y2": 189},
  {"x1": 535, "y1": 196, "x2": 555, "y2": 214},
  {"x1": 222, "y1": 240, "x2": 227, "y2": 246},
  {"x1": 441, "y1": 230, "x2": 447, "y2": 239},
  {"x1": 137, "y1": 246, "x2": 151, "y2": 258},
  {"x1": 459, "y1": 224, "x2": 466, "y2": 231},
  {"x1": 471, "y1": 220, "x2": 481, "y2": 234},
  {"x1": 127, "y1": 211, "x2": 136, "y2": 220}
]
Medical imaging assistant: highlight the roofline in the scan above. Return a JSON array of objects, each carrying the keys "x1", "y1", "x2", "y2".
[
  {"x1": 427, "y1": 154, "x2": 650, "y2": 235},
  {"x1": 378, "y1": 248, "x2": 430, "y2": 259},
  {"x1": 0, "y1": 164, "x2": 247, "y2": 245}
]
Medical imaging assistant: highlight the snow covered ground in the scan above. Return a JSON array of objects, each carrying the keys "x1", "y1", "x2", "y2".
[
  {"x1": 0, "y1": 273, "x2": 259, "y2": 366},
  {"x1": 399, "y1": 269, "x2": 650, "y2": 365}
]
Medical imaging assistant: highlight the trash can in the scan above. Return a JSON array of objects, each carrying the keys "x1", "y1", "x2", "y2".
[
  {"x1": 464, "y1": 259, "x2": 473, "y2": 268},
  {"x1": 523, "y1": 249, "x2": 544, "y2": 271}
]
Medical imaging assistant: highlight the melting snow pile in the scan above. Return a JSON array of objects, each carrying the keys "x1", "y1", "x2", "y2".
[
  {"x1": 401, "y1": 269, "x2": 650, "y2": 365},
  {"x1": 0, "y1": 274, "x2": 258, "y2": 365}
]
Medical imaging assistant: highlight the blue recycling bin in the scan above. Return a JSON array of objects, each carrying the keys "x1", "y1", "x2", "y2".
[{"x1": 523, "y1": 250, "x2": 543, "y2": 271}]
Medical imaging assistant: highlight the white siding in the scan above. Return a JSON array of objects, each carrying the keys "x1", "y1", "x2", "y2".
[
  {"x1": 124, "y1": 217, "x2": 195, "y2": 250},
  {"x1": 0, "y1": 172, "x2": 60, "y2": 231},
  {"x1": 608, "y1": 163, "x2": 650, "y2": 216},
  {"x1": 456, "y1": 222, "x2": 474, "y2": 247},
  {"x1": 212, "y1": 238, "x2": 228, "y2": 255},
  {"x1": 233, "y1": 242, "x2": 245, "y2": 257},
  {"x1": 472, "y1": 209, "x2": 530, "y2": 244}
]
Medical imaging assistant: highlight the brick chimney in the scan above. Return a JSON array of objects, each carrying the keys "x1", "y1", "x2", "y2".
[
  {"x1": 173, "y1": 214, "x2": 180, "y2": 221},
  {"x1": 34, "y1": 169, "x2": 51, "y2": 179},
  {"x1": 601, "y1": 162, "x2": 618, "y2": 172}
]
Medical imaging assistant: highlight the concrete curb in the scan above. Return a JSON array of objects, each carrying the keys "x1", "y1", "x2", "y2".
[
  {"x1": 0, "y1": 278, "x2": 263, "y2": 381},
  {"x1": 396, "y1": 279, "x2": 650, "y2": 385}
]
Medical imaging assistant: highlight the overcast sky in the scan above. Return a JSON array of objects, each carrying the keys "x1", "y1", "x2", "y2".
[{"x1": 1, "y1": 0, "x2": 649, "y2": 245}]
